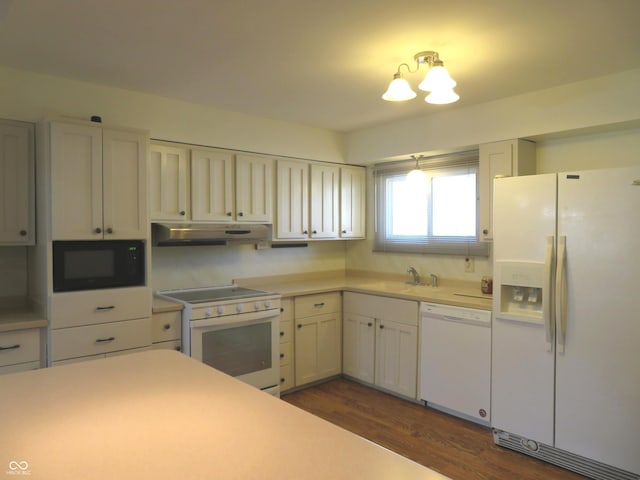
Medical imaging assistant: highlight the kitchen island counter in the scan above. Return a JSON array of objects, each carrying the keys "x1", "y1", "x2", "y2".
[{"x1": 0, "y1": 350, "x2": 450, "y2": 480}]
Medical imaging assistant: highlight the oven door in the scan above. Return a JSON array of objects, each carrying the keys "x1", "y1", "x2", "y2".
[{"x1": 190, "y1": 309, "x2": 280, "y2": 394}]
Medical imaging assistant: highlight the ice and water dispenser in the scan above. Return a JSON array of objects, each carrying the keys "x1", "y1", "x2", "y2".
[{"x1": 495, "y1": 261, "x2": 545, "y2": 323}]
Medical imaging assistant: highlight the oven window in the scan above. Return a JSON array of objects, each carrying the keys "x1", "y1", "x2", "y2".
[
  {"x1": 64, "y1": 250, "x2": 115, "y2": 279},
  {"x1": 201, "y1": 323, "x2": 272, "y2": 377}
]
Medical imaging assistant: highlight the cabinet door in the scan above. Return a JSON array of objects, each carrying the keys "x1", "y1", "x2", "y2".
[
  {"x1": 479, "y1": 139, "x2": 536, "y2": 241},
  {"x1": 148, "y1": 144, "x2": 189, "y2": 221},
  {"x1": 191, "y1": 149, "x2": 234, "y2": 221},
  {"x1": 310, "y1": 164, "x2": 339, "y2": 239},
  {"x1": 102, "y1": 129, "x2": 148, "y2": 239},
  {"x1": 50, "y1": 122, "x2": 103, "y2": 240},
  {"x1": 0, "y1": 120, "x2": 34, "y2": 244},
  {"x1": 375, "y1": 319, "x2": 418, "y2": 398},
  {"x1": 276, "y1": 160, "x2": 308, "y2": 239},
  {"x1": 339, "y1": 166, "x2": 366, "y2": 239},
  {"x1": 235, "y1": 154, "x2": 272, "y2": 222},
  {"x1": 343, "y1": 312, "x2": 375, "y2": 383},
  {"x1": 294, "y1": 312, "x2": 341, "y2": 386}
]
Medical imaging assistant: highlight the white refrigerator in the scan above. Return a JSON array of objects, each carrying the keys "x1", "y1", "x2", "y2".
[{"x1": 491, "y1": 166, "x2": 640, "y2": 480}]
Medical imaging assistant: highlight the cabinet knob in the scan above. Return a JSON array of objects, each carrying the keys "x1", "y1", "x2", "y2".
[
  {"x1": 19, "y1": 230, "x2": 27, "y2": 236},
  {"x1": 379, "y1": 324, "x2": 384, "y2": 329},
  {"x1": 280, "y1": 307, "x2": 284, "y2": 312},
  {"x1": 179, "y1": 211, "x2": 186, "y2": 216},
  {"x1": 312, "y1": 230, "x2": 317, "y2": 234},
  {"x1": 238, "y1": 212, "x2": 244, "y2": 217},
  {"x1": 303, "y1": 230, "x2": 308, "y2": 235},
  {"x1": 280, "y1": 331, "x2": 285, "y2": 336},
  {"x1": 342, "y1": 230, "x2": 347, "y2": 234},
  {"x1": 94, "y1": 227, "x2": 102, "y2": 234},
  {"x1": 163, "y1": 324, "x2": 171, "y2": 331},
  {"x1": 482, "y1": 229, "x2": 489, "y2": 235},
  {"x1": 226, "y1": 212, "x2": 232, "y2": 216},
  {"x1": 297, "y1": 324, "x2": 302, "y2": 329},
  {"x1": 367, "y1": 322, "x2": 372, "y2": 327},
  {"x1": 280, "y1": 353, "x2": 285, "y2": 359},
  {"x1": 280, "y1": 378, "x2": 285, "y2": 383},
  {"x1": 106, "y1": 227, "x2": 113, "y2": 234}
]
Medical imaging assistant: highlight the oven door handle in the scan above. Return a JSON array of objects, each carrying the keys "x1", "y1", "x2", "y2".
[{"x1": 190, "y1": 308, "x2": 278, "y2": 328}]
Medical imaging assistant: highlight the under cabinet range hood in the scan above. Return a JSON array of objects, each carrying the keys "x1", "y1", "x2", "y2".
[{"x1": 152, "y1": 223, "x2": 271, "y2": 246}]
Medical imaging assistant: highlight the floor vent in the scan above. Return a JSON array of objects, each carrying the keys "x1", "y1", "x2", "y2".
[{"x1": 493, "y1": 430, "x2": 639, "y2": 480}]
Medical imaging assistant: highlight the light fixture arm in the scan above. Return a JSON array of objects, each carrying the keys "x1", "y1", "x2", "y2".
[{"x1": 413, "y1": 51, "x2": 442, "y2": 68}]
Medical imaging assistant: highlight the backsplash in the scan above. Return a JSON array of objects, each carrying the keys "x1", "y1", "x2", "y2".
[
  {"x1": 0, "y1": 247, "x2": 28, "y2": 300},
  {"x1": 151, "y1": 241, "x2": 348, "y2": 291}
]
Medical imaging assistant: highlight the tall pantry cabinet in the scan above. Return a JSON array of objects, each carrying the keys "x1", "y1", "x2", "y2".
[{"x1": 31, "y1": 119, "x2": 152, "y2": 366}]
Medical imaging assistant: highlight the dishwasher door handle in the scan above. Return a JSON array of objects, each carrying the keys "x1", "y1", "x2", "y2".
[{"x1": 424, "y1": 314, "x2": 490, "y2": 328}]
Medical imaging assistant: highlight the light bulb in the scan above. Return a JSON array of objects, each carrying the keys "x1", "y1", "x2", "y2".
[
  {"x1": 382, "y1": 74, "x2": 417, "y2": 102},
  {"x1": 425, "y1": 88, "x2": 460, "y2": 105}
]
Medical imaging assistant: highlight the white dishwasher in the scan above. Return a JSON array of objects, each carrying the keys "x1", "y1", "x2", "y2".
[{"x1": 419, "y1": 302, "x2": 491, "y2": 425}]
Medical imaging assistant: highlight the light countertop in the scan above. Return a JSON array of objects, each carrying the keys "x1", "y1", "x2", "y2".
[
  {"x1": 0, "y1": 350, "x2": 451, "y2": 480},
  {"x1": 0, "y1": 308, "x2": 48, "y2": 333},
  {"x1": 236, "y1": 270, "x2": 493, "y2": 311}
]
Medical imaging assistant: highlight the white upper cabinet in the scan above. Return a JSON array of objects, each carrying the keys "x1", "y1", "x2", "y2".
[
  {"x1": 148, "y1": 144, "x2": 189, "y2": 221},
  {"x1": 191, "y1": 149, "x2": 234, "y2": 222},
  {"x1": 339, "y1": 166, "x2": 365, "y2": 239},
  {"x1": 50, "y1": 121, "x2": 148, "y2": 240},
  {"x1": 478, "y1": 139, "x2": 535, "y2": 241},
  {"x1": 149, "y1": 146, "x2": 273, "y2": 224},
  {"x1": 310, "y1": 164, "x2": 340, "y2": 239},
  {"x1": 276, "y1": 159, "x2": 309, "y2": 239},
  {"x1": 0, "y1": 120, "x2": 35, "y2": 245},
  {"x1": 235, "y1": 154, "x2": 273, "y2": 223}
]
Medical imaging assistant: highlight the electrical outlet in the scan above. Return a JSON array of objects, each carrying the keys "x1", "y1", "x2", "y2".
[{"x1": 464, "y1": 257, "x2": 475, "y2": 273}]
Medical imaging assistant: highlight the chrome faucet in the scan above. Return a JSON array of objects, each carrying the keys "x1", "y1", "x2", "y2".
[
  {"x1": 407, "y1": 266, "x2": 421, "y2": 285},
  {"x1": 430, "y1": 273, "x2": 439, "y2": 288}
]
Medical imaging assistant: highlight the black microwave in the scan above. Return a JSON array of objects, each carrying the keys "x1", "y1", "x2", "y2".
[{"x1": 52, "y1": 240, "x2": 145, "y2": 292}]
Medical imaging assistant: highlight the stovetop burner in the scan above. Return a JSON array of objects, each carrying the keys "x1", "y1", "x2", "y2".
[{"x1": 158, "y1": 285, "x2": 274, "y2": 304}]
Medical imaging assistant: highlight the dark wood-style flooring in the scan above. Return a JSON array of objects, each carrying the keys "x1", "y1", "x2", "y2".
[{"x1": 282, "y1": 378, "x2": 586, "y2": 480}]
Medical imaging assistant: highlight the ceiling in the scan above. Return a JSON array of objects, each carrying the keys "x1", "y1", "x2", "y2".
[{"x1": 0, "y1": 0, "x2": 639, "y2": 133}]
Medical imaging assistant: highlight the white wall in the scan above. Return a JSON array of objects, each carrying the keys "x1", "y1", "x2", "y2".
[
  {"x1": 345, "y1": 69, "x2": 640, "y2": 164},
  {"x1": 0, "y1": 65, "x2": 344, "y2": 163}
]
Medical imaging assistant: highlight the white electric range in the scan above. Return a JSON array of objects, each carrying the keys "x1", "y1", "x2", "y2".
[{"x1": 157, "y1": 285, "x2": 282, "y2": 396}]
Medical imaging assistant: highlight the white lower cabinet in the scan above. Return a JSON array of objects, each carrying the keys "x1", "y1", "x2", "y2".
[
  {"x1": 0, "y1": 328, "x2": 41, "y2": 374},
  {"x1": 48, "y1": 287, "x2": 152, "y2": 365},
  {"x1": 343, "y1": 292, "x2": 419, "y2": 399},
  {"x1": 294, "y1": 292, "x2": 342, "y2": 387},
  {"x1": 151, "y1": 310, "x2": 182, "y2": 351},
  {"x1": 279, "y1": 298, "x2": 294, "y2": 392}
]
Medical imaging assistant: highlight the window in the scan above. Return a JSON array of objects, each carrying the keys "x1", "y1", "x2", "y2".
[{"x1": 374, "y1": 151, "x2": 489, "y2": 256}]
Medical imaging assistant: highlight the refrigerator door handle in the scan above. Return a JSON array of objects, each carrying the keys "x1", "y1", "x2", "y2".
[
  {"x1": 543, "y1": 235, "x2": 555, "y2": 351},
  {"x1": 555, "y1": 235, "x2": 568, "y2": 353}
]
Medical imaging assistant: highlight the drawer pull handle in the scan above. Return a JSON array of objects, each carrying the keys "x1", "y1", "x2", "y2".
[
  {"x1": 163, "y1": 324, "x2": 171, "y2": 331},
  {"x1": 95, "y1": 337, "x2": 115, "y2": 343},
  {"x1": 95, "y1": 306, "x2": 115, "y2": 311},
  {"x1": 0, "y1": 344, "x2": 20, "y2": 351},
  {"x1": 313, "y1": 302, "x2": 325, "y2": 308}
]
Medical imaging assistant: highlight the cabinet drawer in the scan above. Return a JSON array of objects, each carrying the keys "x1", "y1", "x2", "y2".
[
  {"x1": 280, "y1": 362, "x2": 294, "y2": 392},
  {"x1": 151, "y1": 311, "x2": 181, "y2": 343},
  {"x1": 151, "y1": 340, "x2": 182, "y2": 352},
  {"x1": 279, "y1": 319, "x2": 293, "y2": 344},
  {"x1": 295, "y1": 292, "x2": 341, "y2": 317},
  {"x1": 0, "y1": 361, "x2": 40, "y2": 375},
  {"x1": 0, "y1": 329, "x2": 40, "y2": 367},
  {"x1": 279, "y1": 341, "x2": 292, "y2": 366},
  {"x1": 280, "y1": 297, "x2": 294, "y2": 322},
  {"x1": 50, "y1": 287, "x2": 152, "y2": 328},
  {"x1": 50, "y1": 317, "x2": 151, "y2": 361}
]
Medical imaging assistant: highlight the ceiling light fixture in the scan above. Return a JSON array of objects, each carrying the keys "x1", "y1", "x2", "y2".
[{"x1": 382, "y1": 51, "x2": 459, "y2": 105}]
